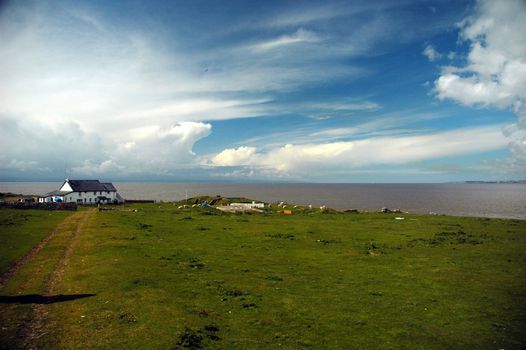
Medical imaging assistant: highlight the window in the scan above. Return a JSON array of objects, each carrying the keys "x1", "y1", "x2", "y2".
[
  {"x1": 84, "y1": 198, "x2": 86, "y2": 203},
  {"x1": 89, "y1": 198, "x2": 92, "y2": 202}
]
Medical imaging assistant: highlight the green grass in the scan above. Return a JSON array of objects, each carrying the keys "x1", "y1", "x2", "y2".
[
  {"x1": 0, "y1": 209, "x2": 73, "y2": 274},
  {"x1": 1, "y1": 203, "x2": 525, "y2": 349}
]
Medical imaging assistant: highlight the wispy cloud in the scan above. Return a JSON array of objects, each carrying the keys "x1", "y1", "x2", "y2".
[
  {"x1": 231, "y1": 108, "x2": 450, "y2": 151},
  {"x1": 251, "y1": 29, "x2": 321, "y2": 51},
  {"x1": 210, "y1": 125, "x2": 508, "y2": 178}
]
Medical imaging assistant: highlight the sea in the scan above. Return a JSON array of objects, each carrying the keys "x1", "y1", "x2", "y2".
[{"x1": 1, "y1": 182, "x2": 525, "y2": 220}]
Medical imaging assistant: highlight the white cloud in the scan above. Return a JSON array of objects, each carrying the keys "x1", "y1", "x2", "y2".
[
  {"x1": 109, "y1": 121, "x2": 212, "y2": 173},
  {"x1": 423, "y1": 45, "x2": 442, "y2": 61},
  {"x1": 252, "y1": 29, "x2": 320, "y2": 51},
  {"x1": 0, "y1": 118, "x2": 211, "y2": 177},
  {"x1": 71, "y1": 160, "x2": 123, "y2": 176},
  {"x1": 212, "y1": 146, "x2": 257, "y2": 166},
  {"x1": 436, "y1": 74, "x2": 516, "y2": 107},
  {"x1": 0, "y1": 158, "x2": 41, "y2": 172},
  {"x1": 306, "y1": 100, "x2": 381, "y2": 112},
  {"x1": 434, "y1": 0, "x2": 526, "y2": 170},
  {"x1": 210, "y1": 125, "x2": 508, "y2": 176}
]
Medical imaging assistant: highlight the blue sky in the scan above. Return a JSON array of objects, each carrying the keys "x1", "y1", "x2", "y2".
[{"x1": 0, "y1": 0, "x2": 525, "y2": 182}]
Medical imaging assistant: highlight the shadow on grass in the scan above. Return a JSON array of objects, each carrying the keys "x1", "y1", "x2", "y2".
[{"x1": 0, "y1": 293, "x2": 96, "y2": 304}]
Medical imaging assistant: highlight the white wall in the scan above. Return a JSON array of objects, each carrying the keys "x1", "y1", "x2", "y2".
[
  {"x1": 63, "y1": 191, "x2": 117, "y2": 204},
  {"x1": 60, "y1": 181, "x2": 73, "y2": 192}
]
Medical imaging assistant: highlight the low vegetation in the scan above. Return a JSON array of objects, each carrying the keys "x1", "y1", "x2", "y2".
[
  {"x1": 0, "y1": 209, "x2": 73, "y2": 275},
  {"x1": 0, "y1": 201, "x2": 525, "y2": 349}
]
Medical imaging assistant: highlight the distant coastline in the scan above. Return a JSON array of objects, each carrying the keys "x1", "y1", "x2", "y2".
[
  {"x1": 1, "y1": 182, "x2": 525, "y2": 220},
  {"x1": 463, "y1": 180, "x2": 526, "y2": 184}
]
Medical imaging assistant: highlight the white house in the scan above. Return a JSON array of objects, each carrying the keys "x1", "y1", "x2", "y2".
[{"x1": 40, "y1": 179, "x2": 124, "y2": 204}]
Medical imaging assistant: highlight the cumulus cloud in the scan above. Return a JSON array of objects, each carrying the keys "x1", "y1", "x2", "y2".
[
  {"x1": 212, "y1": 146, "x2": 257, "y2": 166},
  {"x1": 210, "y1": 126, "x2": 508, "y2": 176},
  {"x1": 434, "y1": 0, "x2": 526, "y2": 170},
  {"x1": 0, "y1": 2, "x2": 262, "y2": 178},
  {"x1": 113, "y1": 122, "x2": 212, "y2": 171},
  {"x1": 423, "y1": 44, "x2": 442, "y2": 61},
  {"x1": 0, "y1": 117, "x2": 211, "y2": 178}
]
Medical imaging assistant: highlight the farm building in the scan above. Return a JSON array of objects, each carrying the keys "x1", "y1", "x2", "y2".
[{"x1": 39, "y1": 179, "x2": 124, "y2": 204}]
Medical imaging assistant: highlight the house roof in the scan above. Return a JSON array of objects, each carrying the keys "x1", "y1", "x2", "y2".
[
  {"x1": 101, "y1": 183, "x2": 116, "y2": 191},
  {"x1": 66, "y1": 179, "x2": 117, "y2": 192}
]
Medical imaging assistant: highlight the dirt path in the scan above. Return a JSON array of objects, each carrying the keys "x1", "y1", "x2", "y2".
[
  {"x1": 8, "y1": 209, "x2": 96, "y2": 349},
  {"x1": 44, "y1": 210, "x2": 94, "y2": 294},
  {"x1": 0, "y1": 211, "x2": 88, "y2": 290}
]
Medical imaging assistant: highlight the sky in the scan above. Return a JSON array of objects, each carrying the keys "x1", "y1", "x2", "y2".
[{"x1": 0, "y1": 0, "x2": 525, "y2": 183}]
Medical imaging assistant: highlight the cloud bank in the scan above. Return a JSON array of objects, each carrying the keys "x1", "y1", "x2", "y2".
[
  {"x1": 211, "y1": 126, "x2": 507, "y2": 178},
  {"x1": 434, "y1": 0, "x2": 526, "y2": 171}
]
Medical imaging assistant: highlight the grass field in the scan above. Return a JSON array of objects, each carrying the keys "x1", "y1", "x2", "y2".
[
  {"x1": 1, "y1": 203, "x2": 525, "y2": 349},
  {"x1": 0, "y1": 209, "x2": 73, "y2": 275}
]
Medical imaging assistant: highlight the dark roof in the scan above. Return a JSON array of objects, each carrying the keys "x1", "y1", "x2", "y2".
[
  {"x1": 66, "y1": 180, "x2": 117, "y2": 192},
  {"x1": 101, "y1": 183, "x2": 116, "y2": 191}
]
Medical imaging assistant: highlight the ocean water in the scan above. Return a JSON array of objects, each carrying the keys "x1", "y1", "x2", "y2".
[{"x1": 1, "y1": 182, "x2": 525, "y2": 220}]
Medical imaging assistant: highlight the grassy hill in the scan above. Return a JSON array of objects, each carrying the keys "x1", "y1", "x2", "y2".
[{"x1": 1, "y1": 202, "x2": 525, "y2": 349}]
